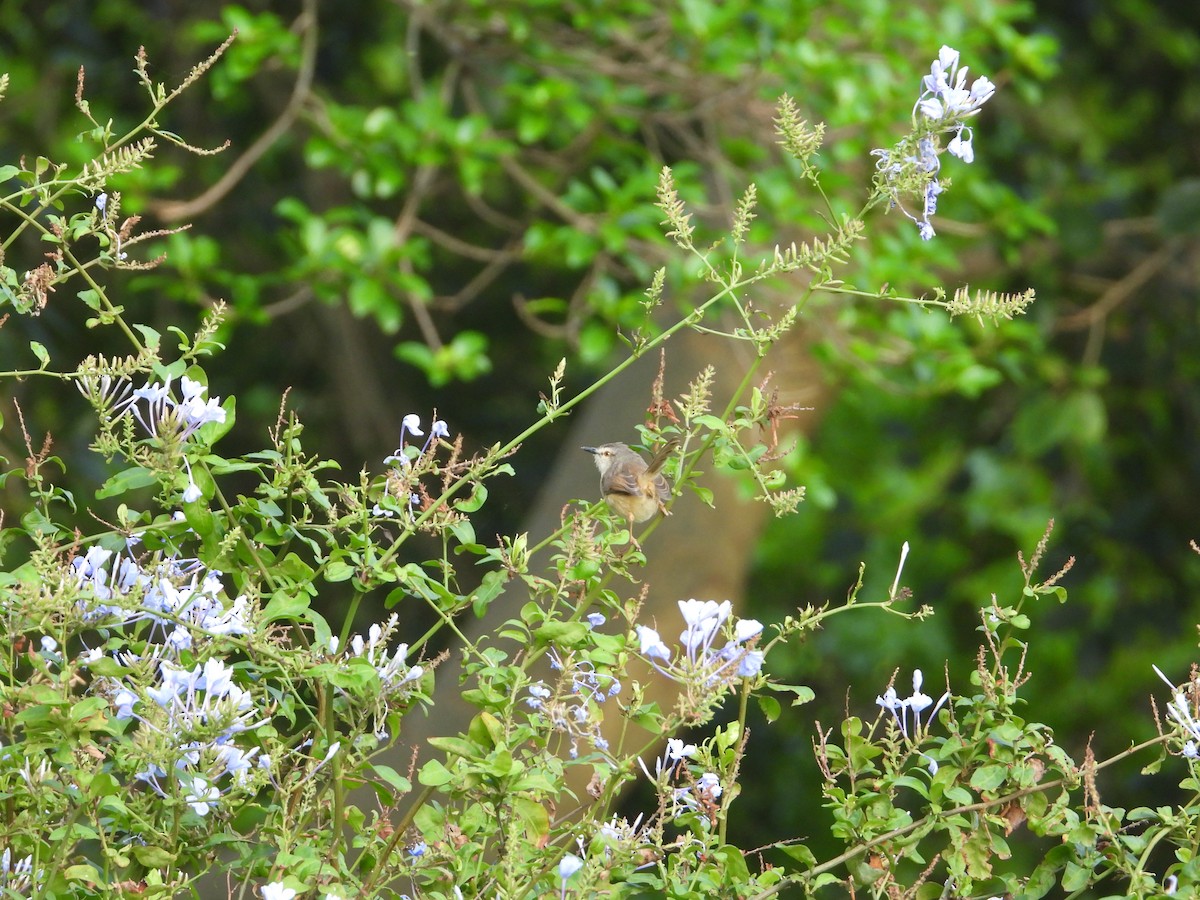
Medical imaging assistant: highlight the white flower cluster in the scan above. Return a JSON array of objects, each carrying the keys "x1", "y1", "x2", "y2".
[
  {"x1": 69, "y1": 541, "x2": 266, "y2": 819},
  {"x1": 72, "y1": 543, "x2": 252, "y2": 645},
  {"x1": 1155, "y1": 665, "x2": 1200, "y2": 758},
  {"x1": 872, "y1": 45, "x2": 997, "y2": 240},
  {"x1": 106, "y1": 654, "x2": 269, "y2": 817},
  {"x1": 638, "y1": 738, "x2": 724, "y2": 818},
  {"x1": 635, "y1": 599, "x2": 764, "y2": 685},
  {"x1": 526, "y1": 648, "x2": 622, "y2": 758},
  {"x1": 377, "y1": 412, "x2": 451, "y2": 516},
  {"x1": 330, "y1": 613, "x2": 425, "y2": 697},
  {"x1": 80, "y1": 373, "x2": 227, "y2": 442},
  {"x1": 0, "y1": 848, "x2": 37, "y2": 894},
  {"x1": 876, "y1": 668, "x2": 950, "y2": 742}
]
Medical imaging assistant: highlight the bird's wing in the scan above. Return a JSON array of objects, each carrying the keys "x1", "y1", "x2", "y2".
[{"x1": 607, "y1": 471, "x2": 646, "y2": 497}]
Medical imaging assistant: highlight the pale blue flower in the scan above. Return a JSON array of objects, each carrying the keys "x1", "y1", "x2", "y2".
[
  {"x1": 698, "y1": 772, "x2": 722, "y2": 798},
  {"x1": 185, "y1": 775, "x2": 220, "y2": 817},
  {"x1": 917, "y1": 45, "x2": 994, "y2": 120},
  {"x1": 877, "y1": 669, "x2": 949, "y2": 739},
  {"x1": 947, "y1": 125, "x2": 975, "y2": 163},
  {"x1": 666, "y1": 738, "x2": 696, "y2": 760},
  {"x1": 678, "y1": 599, "x2": 732, "y2": 663},
  {"x1": 558, "y1": 853, "x2": 584, "y2": 881},
  {"x1": 733, "y1": 619, "x2": 762, "y2": 642},
  {"x1": 526, "y1": 682, "x2": 551, "y2": 709},
  {"x1": 182, "y1": 457, "x2": 202, "y2": 503},
  {"x1": 401, "y1": 414, "x2": 423, "y2": 437},
  {"x1": 636, "y1": 625, "x2": 671, "y2": 662},
  {"x1": 112, "y1": 687, "x2": 138, "y2": 719},
  {"x1": 736, "y1": 650, "x2": 764, "y2": 678}
]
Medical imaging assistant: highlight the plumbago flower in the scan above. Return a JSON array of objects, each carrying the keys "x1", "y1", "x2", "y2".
[
  {"x1": 325, "y1": 614, "x2": 427, "y2": 737},
  {"x1": 77, "y1": 371, "x2": 228, "y2": 503},
  {"x1": 524, "y1": 648, "x2": 622, "y2": 759},
  {"x1": 60, "y1": 537, "x2": 272, "y2": 818},
  {"x1": 96, "y1": 655, "x2": 270, "y2": 817},
  {"x1": 634, "y1": 599, "x2": 764, "y2": 708},
  {"x1": 871, "y1": 45, "x2": 997, "y2": 240},
  {"x1": 876, "y1": 668, "x2": 951, "y2": 772},
  {"x1": 79, "y1": 372, "x2": 227, "y2": 443},
  {"x1": 638, "y1": 737, "x2": 726, "y2": 822},
  {"x1": 377, "y1": 412, "x2": 452, "y2": 518},
  {"x1": 1154, "y1": 665, "x2": 1200, "y2": 758},
  {"x1": 0, "y1": 849, "x2": 37, "y2": 894},
  {"x1": 72, "y1": 543, "x2": 253, "y2": 646}
]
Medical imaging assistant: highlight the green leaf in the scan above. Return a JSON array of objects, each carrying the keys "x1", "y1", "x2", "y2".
[
  {"x1": 692, "y1": 414, "x2": 727, "y2": 432},
  {"x1": 325, "y1": 660, "x2": 376, "y2": 692},
  {"x1": 468, "y1": 711, "x2": 506, "y2": 751},
  {"x1": 85, "y1": 656, "x2": 130, "y2": 678},
  {"x1": 968, "y1": 764, "x2": 1008, "y2": 792},
  {"x1": 64, "y1": 864, "x2": 105, "y2": 885},
  {"x1": 756, "y1": 694, "x2": 782, "y2": 723},
  {"x1": 454, "y1": 483, "x2": 488, "y2": 513},
  {"x1": 263, "y1": 591, "x2": 311, "y2": 622},
  {"x1": 512, "y1": 796, "x2": 550, "y2": 841},
  {"x1": 1061, "y1": 861, "x2": 1092, "y2": 892},
  {"x1": 324, "y1": 559, "x2": 356, "y2": 582},
  {"x1": 533, "y1": 620, "x2": 589, "y2": 647},
  {"x1": 449, "y1": 518, "x2": 477, "y2": 546},
  {"x1": 132, "y1": 845, "x2": 176, "y2": 868},
  {"x1": 370, "y1": 764, "x2": 412, "y2": 795},
  {"x1": 777, "y1": 843, "x2": 817, "y2": 867},
  {"x1": 427, "y1": 736, "x2": 482, "y2": 760},
  {"x1": 417, "y1": 759, "x2": 453, "y2": 787},
  {"x1": 471, "y1": 570, "x2": 507, "y2": 617},
  {"x1": 29, "y1": 341, "x2": 49, "y2": 368},
  {"x1": 96, "y1": 466, "x2": 156, "y2": 499},
  {"x1": 767, "y1": 682, "x2": 816, "y2": 706},
  {"x1": 132, "y1": 324, "x2": 162, "y2": 350}
]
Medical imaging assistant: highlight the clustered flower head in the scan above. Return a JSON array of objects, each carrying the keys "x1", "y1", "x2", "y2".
[
  {"x1": 77, "y1": 372, "x2": 227, "y2": 502},
  {"x1": 72, "y1": 543, "x2": 252, "y2": 645},
  {"x1": 634, "y1": 599, "x2": 764, "y2": 688},
  {"x1": 525, "y1": 648, "x2": 621, "y2": 758},
  {"x1": 378, "y1": 412, "x2": 451, "y2": 517},
  {"x1": 872, "y1": 45, "x2": 997, "y2": 240},
  {"x1": 638, "y1": 737, "x2": 725, "y2": 820},
  {"x1": 80, "y1": 373, "x2": 226, "y2": 443},
  {"x1": 876, "y1": 668, "x2": 950, "y2": 743},
  {"x1": 0, "y1": 848, "x2": 37, "y2": 894},
  {"x1": 66, "y1": 537, "x2": 269, "y2": 819},
  {"x1": 333, "y1": 613, "x2": 425, "y2": 696},
  {"x1": 1155, "y1": 665, "x2": 1200, "y2": 758},
  {"x1": 104, "y1": 654, "x2": 269, "y2": 815}
]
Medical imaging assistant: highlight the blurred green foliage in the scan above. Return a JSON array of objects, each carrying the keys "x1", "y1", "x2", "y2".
[{"x1": 2, "y1": 0, "x2": 1199, "y2": 884}]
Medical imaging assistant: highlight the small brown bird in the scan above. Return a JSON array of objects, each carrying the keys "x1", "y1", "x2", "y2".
[{"x1": 582, "y1": 440, "x2": 678, "y2": 532}]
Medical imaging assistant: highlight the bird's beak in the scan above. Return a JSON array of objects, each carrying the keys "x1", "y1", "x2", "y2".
[{"x1": 581, "y1": 446, "x2": 598, "y2": 454}]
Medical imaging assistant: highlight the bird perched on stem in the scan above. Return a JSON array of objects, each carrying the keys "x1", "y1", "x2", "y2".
[{"x1": 582, "y1": 440, "x2": 678, "y2": 538}]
